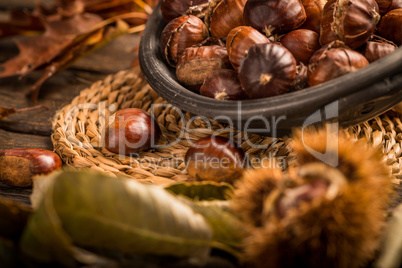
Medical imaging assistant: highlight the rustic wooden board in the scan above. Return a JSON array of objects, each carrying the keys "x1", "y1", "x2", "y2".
[{"x1": 0, "y1": 1, "x2": 141, "y2": 203}]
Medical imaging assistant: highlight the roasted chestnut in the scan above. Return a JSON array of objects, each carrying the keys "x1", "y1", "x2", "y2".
[
  {"x1": 161, "y1": 0, "x2": 211, "y2": 22},
  {"x1": 320, "y1": 0, "x2": 380, "y2": 49},
  {"x1": 377, "y1": 9, "x2": 402, "y2": 46},
  {"x1": 200, "y1": 69, "x2": 249, "y2": 100},
  {"x1": 226, "y1": 26, "x2": 270, "y2": 70},
  {"x1": 105, "y1": 108, "x2": 161, "y2": 156},
  {"x1": 308, "y1": 42, "x2": 369, "y2": 86},
  {"x1": 176, "y1": 45, "x2": 230, "y2": 90},
  {"x1": 238, "y1": 43, "x2": 297, "y2": 99},
  {"x1": 206, "y1": 0, "x2": 247, "y2": 39},
  {"x1": 243, "y1": 0, "x2": 306, "y2": 36},
  {"x1": 376, "y1": 0, "x2": 393, "y2": 13},
  {"x1": 376, "y1": 0, "x2": 402, "y2": 13},
  {"x1": 363, "y1": 35, "x2": 398, "y2": 62},
  {"x1": 388, "y1": 0, "x2": 402, "y2": 10},
  {"x1": 161, "y1": 15, "x2": 209, "y2": 66},
  {"x1": 300, "y1": 0, "x2": 327, "y2": 33},
  {"x1": 185, "y1": 136, "x2": 245, "y2": 183},
  {"x1": 0, "y1": 148, "x2": 62, "y2": 187},
  {"x1": 290, "y1": 63, "x2": 309, "y2": 91},
  {"x1": 279, "y1": 29, "x2": 321, "y2": 65}
]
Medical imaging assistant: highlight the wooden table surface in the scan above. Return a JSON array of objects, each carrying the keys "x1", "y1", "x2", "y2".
[
  {"x1": 0, "y1": 0, "x2": 141, "y2": 205},
  {"x1": 0, "y1": 1, "x2": 401, "y2": 209}
]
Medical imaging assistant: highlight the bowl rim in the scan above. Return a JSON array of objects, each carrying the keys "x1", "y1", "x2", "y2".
[{"x1": 139, "y1": 2, "x2": 402, "y2": 124}]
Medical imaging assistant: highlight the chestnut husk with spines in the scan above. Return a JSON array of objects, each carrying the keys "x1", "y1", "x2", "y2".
[
  {"x1": 377, "y1": 8, "x2": 402, "y2": 46},
  {"x1": 200, "y1": 69, "x2": 249, "y2": 100},
  {"x1": 160, "y1": 15, "x2": 209, "y2": 67},
  {"x1": 308, "y1": 41, "x2": 369, "y2": 86},
  {"x1": 160, "y1": 0, "x2": 211, "y2": 23},
  {"x1": 279, "y1": 29, "x2": 321, "y2": 65},
  {"x1": 232, "y1": 128, "x2": 393, "y2": 268},
  {"x1": 320, "y1": 0, "x2": 380, "y2": 49},
  {"x1": 363, "y1": 35, "x2": 398, "y2": 62},
  {"x1": 176, "y1": 45, "x2": 230, "y2": 90},
  {"x1": 226, "y1": 26, "x2": 270, "y2": 70},
  {"x1": 243, "y1": 0, "x2": 306, "y2": 36},
  {"x1": 207, "y1": 0, "x2": 247, "y2": 39},
  {"x1": 300, "y1": 0, "x2": 327, "y2": 33},
  {"x1": 238, "y1": 43, "x2": 297, "y2": 99}
]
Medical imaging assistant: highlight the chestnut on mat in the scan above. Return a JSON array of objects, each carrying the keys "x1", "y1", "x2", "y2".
[
  {"x1": 105, "y1": 108, "x2": 161, "y2": 156},
  {"x1": 0, "y1": 148, "x2": 62, "y2": 187},
  {"x1": 185, "y1": 136, "x2": 245, "y2": 183}
]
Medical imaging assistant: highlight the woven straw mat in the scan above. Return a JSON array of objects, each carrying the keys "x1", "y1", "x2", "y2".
[{"x1": 51, "y1": 67, "x2": 402, "y2": 185}]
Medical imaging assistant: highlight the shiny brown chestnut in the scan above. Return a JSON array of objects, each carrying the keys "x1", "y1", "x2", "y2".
[
  {"x1": 279, "y1": 29, "x2": 321, "y2": 65},
  {"x1": 363, "y1": 35, "x2": 398, "y2": 62},
  {"x1": 308, "y1": 43, "x2": 369, "y2": 86},
  {"x1": 238, "y1": 43, "x2": 297, "y2": 99},
  {"x1": 376, "y1": 0, "x2": 393, "y2": 14},
  {"x1": 206, "y1": 0, "x2": 247, "y2": 39},
  {"x1": 185, "y1": 136, "x2": 245, "y2": 183},
  {"x1": 161, "y1": 0, "x2": 211, "y2": 23},
  {"x1": 0, "y1": 148, "x2": 62, "y2": 187},
  {"x1": 161, "y1": 15, "x2": 209, "y2": 66},
  {"x1": 200, "y1": 69, "x2": 249, "y2": 100},
  {"x1": 176, "y1": 45, "x2": 230, "y2": 91},
  {"x1": 376, "y1": 0, "x2": 402, "y2": 13},
  {"x1": 388, "y1": 0, "x2": 402, "y2": 11},
  {"x1": 377, "y1": 9, "x2": 402, "y2": 46},
  {"x1": 243, "y1": 0, "x2": 306, "y2": 36},
  {"x1": 320, "y1": 0, "x2": 380, "y2": 49},
  {"x1": 226, "y1": 26, "x2": 270, "y2": 70},
  {"x1": 105, "y1": 108, "x2": 161, "y2": 156},
  {"x1": 300, "y1": 0, "x2": 327, "y2": 33}
]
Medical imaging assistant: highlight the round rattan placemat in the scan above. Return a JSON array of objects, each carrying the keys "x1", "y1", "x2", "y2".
[{"x1": 51, "y1": 67, "x2": 402, "y2": 185}]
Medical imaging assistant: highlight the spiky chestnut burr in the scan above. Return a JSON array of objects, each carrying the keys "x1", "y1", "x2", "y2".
[{"x1": 232, "y1": 128, "x2": 393, "y2": 268}]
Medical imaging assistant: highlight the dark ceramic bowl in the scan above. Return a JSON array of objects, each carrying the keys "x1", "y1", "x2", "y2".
[{"x1": 139, "y1": 2, "x2": 402, "y2": 136}]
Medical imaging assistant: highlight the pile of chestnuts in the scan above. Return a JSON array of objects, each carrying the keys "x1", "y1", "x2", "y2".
[{"x1": 160, "y1": 0, "x2": 401, "y2": 100}]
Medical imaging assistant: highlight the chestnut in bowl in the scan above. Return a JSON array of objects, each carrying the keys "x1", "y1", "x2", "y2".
[{"x1": 139, "y1": 1, "x2": 402, "y2": 136}]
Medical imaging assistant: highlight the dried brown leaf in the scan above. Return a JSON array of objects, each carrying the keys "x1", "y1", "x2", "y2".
[
  {"x1": 0, "y1": 105, "x2": 48, "y2": 119},
  {"x1": 0, "y1": 108, "x2": 17, "y2": 119},
  {"x1": 28, "y1": 20, "x2": 130, "y2": 102},
  {"x1": 0, "y1": 13, "x2": 103, "y2": 78},
  {"x1": 0, "y1": 10, "x2": 44, "y2": 39}
]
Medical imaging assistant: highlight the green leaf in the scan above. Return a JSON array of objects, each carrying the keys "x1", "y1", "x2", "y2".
[
  {"x1": 166, "y1": 181, "x2": 234, "y2": 201},
  {"x1": 21, "y1": 170, "x2": 213, "y2": 266},
  {"x1": 374, "y1": 204, "x2": 402, "y2": 268},
  {"x1": 180, "y1": 198, "x2": 247, "y2": 257}
]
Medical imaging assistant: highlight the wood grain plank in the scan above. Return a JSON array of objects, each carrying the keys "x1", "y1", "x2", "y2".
[{"x1": 0, "y1": 128, "x2": 52, "y2": 151}]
